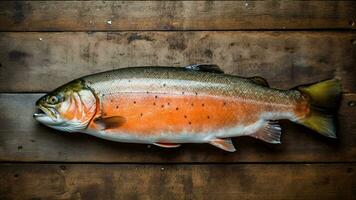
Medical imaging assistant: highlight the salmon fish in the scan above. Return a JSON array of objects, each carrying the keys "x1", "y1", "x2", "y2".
[{"x1": 33, "y1": 64, "x2": 341, "y2": 152}]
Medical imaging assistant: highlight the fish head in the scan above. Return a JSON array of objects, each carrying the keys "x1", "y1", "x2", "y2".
[{"x1": 34, "y1": 79, "x2": 97, "y2": 132}]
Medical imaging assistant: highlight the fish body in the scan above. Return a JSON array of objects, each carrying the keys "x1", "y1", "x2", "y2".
[{"x1": 34, "y1": 65, "x2": 341, "y2": 152}]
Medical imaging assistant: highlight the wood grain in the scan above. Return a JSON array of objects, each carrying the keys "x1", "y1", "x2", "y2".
[
  {"x1": 0, "y1": 163, "x2": 354, "y2": 200},
  {"x1": 0, "y1": 31, "x2": 355, "y2": 92},
  {"x1": 0, "y1": 1, "x2": 355, "y2": 31},
  {"x1": 0, "y1": 93, "x2": 355, "y2": 163}
]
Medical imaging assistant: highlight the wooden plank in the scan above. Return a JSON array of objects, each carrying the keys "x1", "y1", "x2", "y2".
[
  {"x1": 0, "y1": 163, "x2": 354, "y2": 199},
  {"x1": 0, "y1": 1, "x2": 355, "y2": 31},
  {"x1": 0, "y1": 31, "x2": 355, "y2": 92},
  {"x1": 0, "y1": 93, "x2": 355, "y2": 163}
]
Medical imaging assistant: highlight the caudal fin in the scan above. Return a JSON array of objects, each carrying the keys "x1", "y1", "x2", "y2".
[{"x1": 297, "y1": 79, "x2": 341, "y2": 138}]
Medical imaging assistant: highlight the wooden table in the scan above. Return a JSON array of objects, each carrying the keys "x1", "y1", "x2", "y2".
[{"x1": 0, "y1": 1, "x2": 355, "y2": 199}]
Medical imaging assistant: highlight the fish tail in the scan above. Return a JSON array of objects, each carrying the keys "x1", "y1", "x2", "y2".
[{"x1": 296, "y1": 79, "x2": 341, "y2": 138}]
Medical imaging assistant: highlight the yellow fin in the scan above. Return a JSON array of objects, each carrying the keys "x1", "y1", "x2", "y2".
[
  {"x1": 299, "y1": 111, "x2": 336, "y2": 138},
  {"x1": 298, "y1": 79, "x2": 341, "y2": 108},
  {"x1": 297, "y1": 79, "x2": 341, "y2": 138}
]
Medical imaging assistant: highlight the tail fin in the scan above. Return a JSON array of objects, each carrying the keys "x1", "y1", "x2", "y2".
[{"x1": 296, "y1": 79, "x2": 341, "y2": 138}]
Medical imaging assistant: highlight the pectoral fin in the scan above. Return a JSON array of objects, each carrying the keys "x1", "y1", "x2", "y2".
[
  {"x1": 153, "y1": 142, "x2": 181, "y2": 148},
  {"x1": 250, "y1": 121, "x2": 282, "y2": 144},
  {"x1": 209, "y1": 138, "x2": 236, "y2": 152},
  {"x1": 94, "y1": 116, "x2": 126, "y2": 130}
]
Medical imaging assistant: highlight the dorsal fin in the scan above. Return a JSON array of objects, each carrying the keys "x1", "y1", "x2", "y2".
[
  {"x1": 249, "y1": 76, "x2": 269, "y2": 87},
  {"x1": 185, "y1": 64, "x2": 224, "y2": 74}
]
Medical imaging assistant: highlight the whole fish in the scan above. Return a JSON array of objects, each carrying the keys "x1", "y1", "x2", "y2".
[{"x1": 34, "y1": 64, "x2": 341, "y2": 152}]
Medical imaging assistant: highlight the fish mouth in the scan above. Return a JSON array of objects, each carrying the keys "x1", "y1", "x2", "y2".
[
  {"x1": 33, "y1": 107, "x2": 46, "y2": 118},
  {"x1": 33, "y1": 105, "x2": 56, "y2": 120}
]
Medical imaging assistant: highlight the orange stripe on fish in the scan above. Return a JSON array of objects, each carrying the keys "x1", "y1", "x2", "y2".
[{"x1": 93, "y1": 94, "x2": 270, "y2": 135}]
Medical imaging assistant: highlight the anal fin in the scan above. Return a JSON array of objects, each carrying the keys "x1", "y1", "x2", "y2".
[
  {"x1": 209, "y1": 138, "x2": 236, "y2": 152},
  {"x1": 250, "y1": 121, "x2": 282, "y2": 144},
  {"x1": 153, "y1": 142, "x2": 181, "y2": 148}
]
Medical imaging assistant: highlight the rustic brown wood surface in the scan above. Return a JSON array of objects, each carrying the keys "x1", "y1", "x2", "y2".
[
  {"x1": 0, "y1": 31, "x2": 355, "y2": 92},
  {"x1": 1, "y1": 1, "x2": 355, "y2": 199},
  {"x1": 0, "y1": 164, "x2": 355, "y2": 200},
  {"x1": 0, "y1": 93, "x2": 355, "y2": 163},
  {"x1": 0, "y1": 1, "x2": 355, "y2": 31}
]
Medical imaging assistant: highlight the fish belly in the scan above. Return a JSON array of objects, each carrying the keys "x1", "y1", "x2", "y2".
[{"x1": 85, "y1": 92, "x2": 287, "y2": 144}]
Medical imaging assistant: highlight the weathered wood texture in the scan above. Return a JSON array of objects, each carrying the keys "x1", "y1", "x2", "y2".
[
  {"x1": 1, "y1": 93, "x2": 355, "y2": 163},
  {"x1": 0, "y1": 31, "x2": 355, "y2": 92},
  {"x1": 0, "y1": 164, "x2": 354, "y2": 200},
  {"x1": 0, "y1": 1, "x2": 355, "y2": 31},
  {"x1": 0, "y1": 1, "x2": 355, "y2": 199}
]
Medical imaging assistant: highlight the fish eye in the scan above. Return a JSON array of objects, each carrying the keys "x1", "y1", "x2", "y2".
[{"x1": 48, "y1": 96, "x2": 59, "y2": 104}]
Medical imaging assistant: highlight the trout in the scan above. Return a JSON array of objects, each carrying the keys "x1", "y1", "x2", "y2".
[{"x1": 33, "y1": 65, "x2": 341, "y2": 152}]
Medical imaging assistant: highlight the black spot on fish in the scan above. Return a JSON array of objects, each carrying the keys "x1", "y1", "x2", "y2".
[
  {"x1": 167, "y1": 102, "x2": 170, "y2": 105},
  {"x1": 191, "y1": 103, "x2": 194, "y2": 106},
  {"x1": 207, "y1": 116, "x2": 210, "y2": 119},
  {"x1": 116, "y1": 105, "x2": 119, "y2": 109},
  {"x1": 146, "y1": 91, "x2": 149, "y2": 94},
  {"x1": 184, "y1": 115, "x2": 187, "y2": 118},
  {"x1": 188, "y1": 121, "x2": 192, "y2": 125},
  {"x1": 202, "y1": 103, "x2": 205, "y2": 107},
  {"x1": 223, "y1": 102, "x2": 227, "y2": 106},
  {"x1": 17, "y1": 145, "x2": 23, "y2": 150},
  {"x1": 155, "y1": 95, "x2": 158, "y2": 99},
  {"x1": 195, "y1": 92, "x2": 198, "y2": 96},
  {"x1": 182, "y1": 92, "x2": 185, "y2": 95},
  {"x1": 133, "y1": 101, "x2": 136, "y2": 104},
  {"x1": 176, "y1": 107, "x2": 179, "y2": 110},
  {"x1": 128, "y1": 80, "x2": 131, "y2": 82},
  {"x1": 161, "y1": 105, "x2": 164, "y2": 108},
  {"x1": 153, "y1": 102, "x2": 156, "y2": 106},
  {"x1": 140, "y1": 113, "x2": 143, "y2": 117},
  {"x1": 14, "y1": 174, "x2": 19, "y2": 178},
  {"x1": 163, "y1": 83, "x2": 166, "y2": 87}
]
